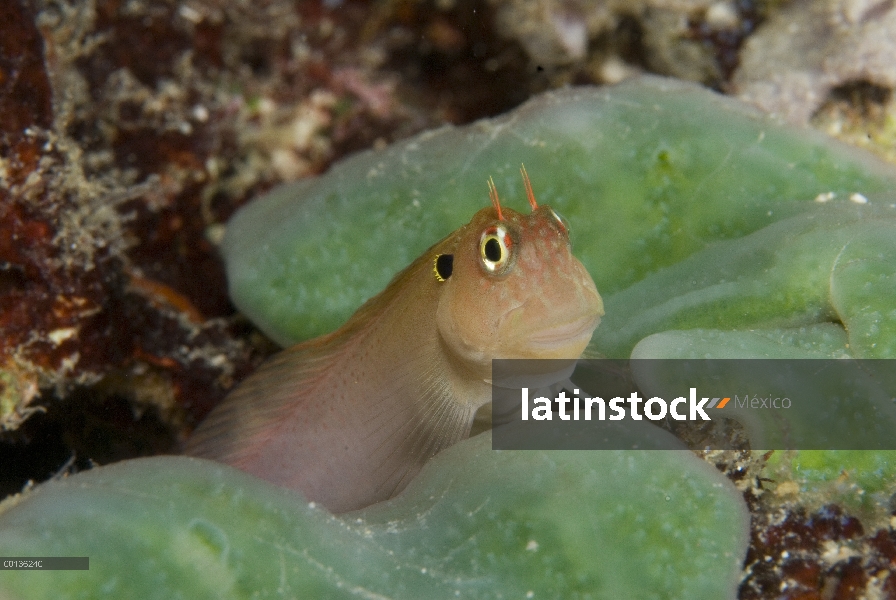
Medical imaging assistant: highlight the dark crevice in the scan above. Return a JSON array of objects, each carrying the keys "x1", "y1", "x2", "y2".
[{"x1": 0, "y1": 388, "x2": 178, "y2": 499}]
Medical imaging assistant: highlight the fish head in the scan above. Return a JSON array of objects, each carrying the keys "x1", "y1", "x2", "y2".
[{"x1": 434, "y1": 183, "x2": 603, "y2": 369}]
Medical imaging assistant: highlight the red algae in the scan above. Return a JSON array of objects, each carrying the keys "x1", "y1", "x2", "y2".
[{"x1": 0, "y1": 0, "x2": 437, "y2": 493}]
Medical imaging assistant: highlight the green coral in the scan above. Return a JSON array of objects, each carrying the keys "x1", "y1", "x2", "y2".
[
  {"x1": 0, "y1": 432, "x2": 747, "y2": 599},
  {"x1": 593, "y1": 205, "x2": 896, "y2": 358},
  {"x1": 222, "y1": 77, "x2": 896, "y2": 346},
  {"x1": 222, "y1": 76, "x2": 896, "y2": 537}
]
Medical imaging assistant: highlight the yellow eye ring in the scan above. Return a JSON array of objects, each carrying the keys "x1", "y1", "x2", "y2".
[{"x1": 479, "y1": 225, "x2": 512, "y2": 273}]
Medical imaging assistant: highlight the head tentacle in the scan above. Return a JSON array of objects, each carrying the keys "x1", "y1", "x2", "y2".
[
  {"x1": 520, "y1": 164, "x2": 538, "y2": 211},
  {"x1": 487, "y1": 176, "x2": 504, "y2": 220}
]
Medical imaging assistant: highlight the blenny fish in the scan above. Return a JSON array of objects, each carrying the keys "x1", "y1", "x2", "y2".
[{"x1": 187, "y1": 167, "x2": 603, "y2": 513}]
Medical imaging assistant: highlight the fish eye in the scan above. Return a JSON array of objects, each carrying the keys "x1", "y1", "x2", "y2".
[
  {"x1": 433, "y1": 253, "x2": 453, "y2": 281},
  {"x1": 479, "y1": 225, "x2": 512, "y2": 273}
]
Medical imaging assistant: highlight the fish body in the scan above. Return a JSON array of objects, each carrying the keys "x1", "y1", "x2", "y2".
[{"x1": 187, "y1": 172, "x2": 603, "y2": 513}]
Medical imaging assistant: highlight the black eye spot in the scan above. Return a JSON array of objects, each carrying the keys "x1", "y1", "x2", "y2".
[
  {"x1": 484, "y1": 238, "x2": 501, "y2": 262},
  {"x1": 434, "y1": 253, "x2": 453, "y2": 281}
]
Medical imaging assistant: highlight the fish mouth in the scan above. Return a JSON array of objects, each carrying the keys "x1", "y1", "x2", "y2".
[{"x1": 527, "y1": 315, "x2": 600, "y2": 350}]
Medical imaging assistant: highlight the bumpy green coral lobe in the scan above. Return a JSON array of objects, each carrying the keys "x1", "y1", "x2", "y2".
[
  {"x1": 0, "y1": 433, "x2": 748, "y2": 599},
  {"x1": 224, "y1": 76, "x2": 896, "y2": 346},
  {"x1": 597, "y1": 205, "x2": 896, "y2": 358}
]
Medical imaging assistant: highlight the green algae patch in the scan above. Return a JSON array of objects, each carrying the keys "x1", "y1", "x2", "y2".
[
  {"x1": 0, "y1": 432, "x2": 748, "y2": 599},
  {"x1": 629, "y1": 329, "x2": 896, "y2": 526},
  {"x1": 593, "y1": 204, "x2": 896, "y2": 359},
  {"x1": 763, "y1": 450, "x2": 896, "y2": 525},
  {"x1": 631, "y1": 329, "x2": 896, "y2": 448},
  {"x1": 359, "y1": 427, "x2": 748, "y2": 600},
  {"x1": 223, "y1": 76, "x2": 896, "y2": 346}
]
